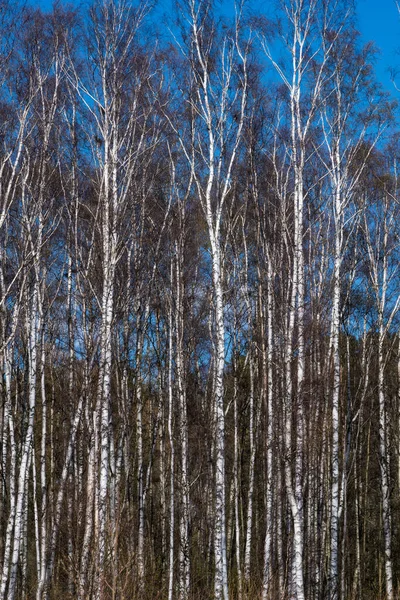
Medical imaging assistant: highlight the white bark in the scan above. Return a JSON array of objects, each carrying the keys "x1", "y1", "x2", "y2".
[
  {"x1": 176, "y1": 242, "x2": 190, "y2": 600},
  {"x1": 8, "y1": 280, "x2": 39, "y2": 600},
  {"x1": 136, "y1": 326, "x2": 145, "y2": 592},
  {"x1": 176, "y1": 5, "x2": 249, "y2": 595},
  {"x1": 328, "y1": 160, "x2": 343, "y2": 600},
  {"x1": 364, "y1": 197, "x2": 399, "y2": 600},
  {"x1": 262, "y1": 257, "x2": 274, "y2": 600},
  {"x1": 213, "y1": 242, "x2": 229, "y2": 600},
  {"x1": 0, "y1": 311, "x2": 19, "y2": 599},
  {"x1": 168, "y1": 280, "x2": 175, "y2": 600},
  {"x1": 378, "y1": 330, "x2": 394, "y2": 600},
  {"x1": 233, "y1": 344, "x2": 243, "y2": 600}
]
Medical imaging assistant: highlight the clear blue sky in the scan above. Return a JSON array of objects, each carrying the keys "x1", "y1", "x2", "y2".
[
  {"x1": 357, "y1": 0, "x2": 400, "y2": 92},
  {"x1": 29, "y1": 0, "x2": 400, "y2": 95}
]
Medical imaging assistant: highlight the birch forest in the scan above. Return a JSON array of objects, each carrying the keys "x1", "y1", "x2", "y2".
[{"x1": 2, "y1": 0, "x2": 400, "y2": 598}]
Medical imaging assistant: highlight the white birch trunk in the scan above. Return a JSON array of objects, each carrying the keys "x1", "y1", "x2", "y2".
[
  {"x1": 378, "y1": 329, "x2": 394, "y2": 600},
  {"x1": 329, "y1": 180, "x2": 343, "y2": 600},
  {"x1": 176, "y1": 243, "x2": 190, "y2": 600},
  {"x1": 179, "y1": 6, "x2": 249, "y2": 594},
  {"x1": 7, "y1": 280, "x2": 39, "y2": 600},
  {"x1": 262, "y1": 259, "x2": 274, "y2": 600},
  {"x1": 212, "y1": 239, "x2": 229, "y2": 600},
  {"x1": 233, "y1": 347, "x2": 243, "y2": 600},
  {"x1": 136, "y1": 330, "x2": 145, "y2": 592},
  {"x1": 168, "y1": 286, "x2": 175, "y2": 600},
  {"x1": 364, "y1": 196, "x2": 398, "y2": 600},
  {"x1": 36, "y1": 321, "x2": 48, "y2": 600},
  {"x1": 0, "y1": 324, "x2": 18, "y2": 598}
]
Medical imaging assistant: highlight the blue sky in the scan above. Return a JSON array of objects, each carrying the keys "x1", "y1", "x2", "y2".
[
  {"x1": 29, "y1": 0, "x2": 400, "y2": 95},
  {"x1": 358, "y1": 0, "x2": 400, "y2": 92}
]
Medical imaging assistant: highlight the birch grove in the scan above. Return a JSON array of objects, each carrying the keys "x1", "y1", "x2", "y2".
[{"x1": 0, "y1": 0, "x2": 400, "y2": 599}]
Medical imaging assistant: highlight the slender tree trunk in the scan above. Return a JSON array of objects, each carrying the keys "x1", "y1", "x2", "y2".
[
  {"x1": 168, "y1": 264, "x2": 175, "y2": 600},
  {"x1": 8, "y1": 280, "x2": 39, "y2": 600},
  {"x1": 176, "y1": 243, "x2": 190, "y2": 600},
  {"x1": 212, "y1": 239, "x2": 229, "y2": 600},
  {"x1": 378, "y1": 328, "x2": 394, "y2": 600},
  {"x1": 329, "y1": 187, "x2": 342, "y2": 600},
  {"x1": 262, "y1": 259, "x2": 274, "y2": 600}
]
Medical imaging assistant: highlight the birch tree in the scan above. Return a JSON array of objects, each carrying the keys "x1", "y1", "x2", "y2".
[
  {"x1": 166, "y1": 2, "x2": 251, "y2": 596},
  {"x1": 260, "y1": 3, "x2": 333, "y2": 593},
  {"x1": 318, "y1": 26, "x2": 388, "y2": 597},
  {"x1": 362, "y1": 154, "x2": 400, "y2": 600},
  {"x1": 65, "y1": 2, "x2": 165, "y2": 595}
]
